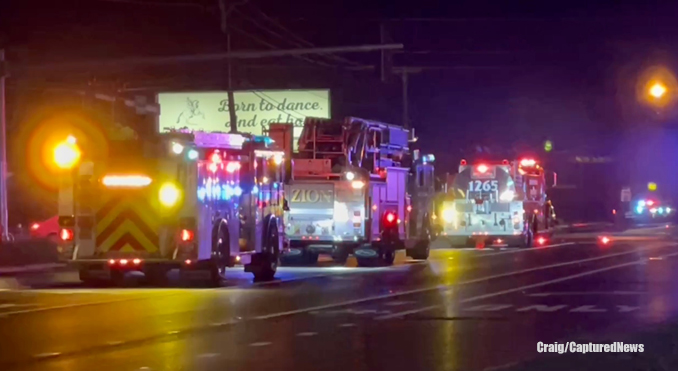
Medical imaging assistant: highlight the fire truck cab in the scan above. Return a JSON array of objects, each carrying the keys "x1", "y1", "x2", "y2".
[
  {"x1": 58, "y1": 130, "x2": 286, "y2": 285},
  {"x1": 268, "y1": 118, "x2": 433, "y2": 266},
  {"x1": 440, "y1": 157, "x2": 555, "y2": 247}
]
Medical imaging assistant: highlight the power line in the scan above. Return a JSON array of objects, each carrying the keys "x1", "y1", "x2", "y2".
[
  {"x1": 229, "y1": 25, "x2": 335, "y2": 67},
  {"x1": 232, "y1": 8, "x2": 345, "y2": 67},
  {"x1": 92, "y1": 0, "x2": 208, "y2": 8},
  {"x1": 242, "y1": 5, "x2": 364, "y2": 67},
  {"x1": 17, "y1": 44, "x2": 403, "y2": 72}
]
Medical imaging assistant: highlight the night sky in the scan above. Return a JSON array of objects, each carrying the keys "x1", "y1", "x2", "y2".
[{"x1": 3, "y1": 0, "x2": 678, "y2": 220}]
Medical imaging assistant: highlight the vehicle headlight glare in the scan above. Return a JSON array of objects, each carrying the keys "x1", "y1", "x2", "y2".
[{"x1": 159, "y1": 183, "x2": 181, "y2": 207}]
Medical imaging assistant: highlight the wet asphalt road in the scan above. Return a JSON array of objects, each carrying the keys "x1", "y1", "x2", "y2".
[{"x1": 0, "y1": 228, "x2": 677, "y2": 371}]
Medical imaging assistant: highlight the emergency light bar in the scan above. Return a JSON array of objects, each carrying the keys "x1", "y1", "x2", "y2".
[
  {"x1": 520, "y1": 158, "x2": 536, "y2": 167},
  {"x1": 102, "y1": 175, "x2": 152, "y2": 187},
  {"x1": 193, "y1": 132, "x2": 246, "y2": 149}
]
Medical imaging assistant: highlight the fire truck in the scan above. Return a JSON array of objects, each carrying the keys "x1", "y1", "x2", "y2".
[
  {"x1": 57, "y1": 130, "x2": 286, "y2": 285},
  {"x1": 267, "y1": 117, "x2": 434, "y2": 266},
  {"x1": 439, "y1": 157, "x2": 556, "y2": 247}
]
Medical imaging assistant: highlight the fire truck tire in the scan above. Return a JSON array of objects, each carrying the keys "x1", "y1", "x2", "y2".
[
  {"x1": 408, "y1": 240, "x2": 430, "y2": 260},
  {"x1": 252, "y1": 222, "x2": 280, "y2": 281},
  {"x1": 78, "y1": 269, "x2": 101, "y2": 286},
  {"x1": 356, "y1": 256, "x2": 377, "y2": 267},
  {"x1": 331, "y1": 245, "x2": 350, "y2": 264},
  {"x1": 304, "y1": 251, "x2": 319, "y2": 264},
  {"x1": 110, "y1": 270, "x2": 125, "y2": 286},
  {"x1": 210, "y1": 220, "x2": 230, "y2": 286},
  {"x1": 521, "y1": 232, "x2": 533, "y2": 248},
  {"x1": 145, "y1": 267, "x2": 169, "y2": 286},
  {"x1": 381, "y1": 249, "x2": 396, "y2": 265}
]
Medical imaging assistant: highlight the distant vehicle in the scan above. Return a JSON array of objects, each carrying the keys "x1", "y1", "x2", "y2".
[
  {"x1": 439, "y1": 157, "x2": 556, "y2": 247},
  {"x1": 630, "y1": 198, "x2": 674, "y2": 220},
  {"x1": 30, "y1": 215, "x2": 59, "y2": 241}
]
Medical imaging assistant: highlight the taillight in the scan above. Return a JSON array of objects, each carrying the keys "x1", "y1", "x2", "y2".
[
  {"x1": 598, "y1": 236, "x2": 611, "y2": 245},
  {"x1": 384, "y1": 212, "x2": 397, "y2": 226},
  {"x1": 59, "y1": 228, "x2": 74, "y2": 241},
  {"x1": 180, "y1": 229, "x2": 194, "y2": 242},
  {"x1": 31, "y1": 223, "x2": 40, "y2": 230},
  {"x1": 537, "y1": 237, "x2": 547, "y2": 246}
]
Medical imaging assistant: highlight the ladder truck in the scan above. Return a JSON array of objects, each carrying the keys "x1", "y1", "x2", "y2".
[{"x1": 268, "y1": 117, "x2": 434, "y2": 266}]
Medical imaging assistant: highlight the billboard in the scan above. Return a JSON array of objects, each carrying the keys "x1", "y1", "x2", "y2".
[{"x1": 157, "y1": 90, "x2": 330, "y2": 145}]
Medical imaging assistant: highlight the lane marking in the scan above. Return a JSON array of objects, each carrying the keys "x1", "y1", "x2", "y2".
[
  {"x1": 375, "y1": 249, "x2": 678, "y2": 319},
  {"x1": 254, "y1": 242, "x2": 676, "y2": 320},
  {"x1": 528, "y1": 291, "x2": 646, "y2": 297},
  {"x1": 433, "y1": 242, "x2": 574, "y2": 256},
  {"x1": 197, "y1": 353, "x2": 220, "y2": 358},
  {"x1": 296, "y1": 332, "x2": 318, "y2": 337},
  {"x1": 338, "y1": 323, "x2": 356, "y2": 327},
  {"x1": 249, "y1": 342, "x2": 272, "y2": 347},
  {"x1": 33, "y1": 352, "x2": 61, "y2": 359},
  {"x1": 478, "y1": 242, "x2": 575, "y2": 256}
]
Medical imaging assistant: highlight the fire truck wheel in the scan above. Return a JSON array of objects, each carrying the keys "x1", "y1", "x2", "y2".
[
  {"x1": 145, "y1": 267, "x2": 169, "y2": 287},
  {"x1": 210, "y1": 221, "x2": 230, "y2": 285},
  {"x1": 78, "y1": 269, "x2": 102, "y2": 286},
  {"x1": 521, "y1": 231, "x2": 533, "y2": 248},
  {"x1": 381, "y1": 249, "x2": 396, "y2": 265},
  {"x1": 110, "y1": 270, "x2": 125, "y2": 287},
  {"x1": 252, "y1": 222, "x2": 280, "y2": 281},
  {"x1": 408, "y1": 240, "x2": 430, "y2": 260},
  {"x1": 331, "y1": 246, "x2": 350, "y2": 265},
  {"x1": 304, "y1": 251, "x2": 319, "y2": 264},
  {"x1": 356, "y1": 256, "x2": 377, "y2": 267}
]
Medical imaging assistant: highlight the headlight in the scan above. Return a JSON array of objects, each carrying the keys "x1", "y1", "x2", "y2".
[
  {"x1": 500, "y1": 190, "x2": 515, "y2": 201},
  {"x1": 442, "y1": 208, "x2": 456, "y2": 223},
  {"x1": 159, "y1": 183, "x2": 181, "y2": 207}
]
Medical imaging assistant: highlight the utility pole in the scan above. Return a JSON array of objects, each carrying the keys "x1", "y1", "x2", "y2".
[
  {"x1": 394, "y1": 67, "x2": 421, "y2": 129},
  {"x1": 0, "y1": 50, "x2": 8, "y2": 241},
  {"x1": 219, "y1": 0, "x2": 245, "y2": 134},
  {"x1": 380, "y1": 22, "x2": 387, "y2": 82},
  {"x1": 401, "y1": 70, "x2": 409, "y2": 128}
]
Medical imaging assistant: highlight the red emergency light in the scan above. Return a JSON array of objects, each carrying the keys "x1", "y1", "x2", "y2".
[
  {"x1": 59, "y1": 228, "x2": 74, "y2": 241},
  {"x1": 477, "y1": 164, "x2": 489, "y2": 173},
  {"x1": 180, "y1": 229, "x2": 194, "y2": 242},
  {"x1": 520, "y1": 158, "x2": 536, "y2": 167},
  {"x1": 460, "y1": 159, "x2": 467, "y2": 166},
  {"x1": 384, "y1": 211, "x2": 397, "y2": 226},
  {"x1": 502, "y1": 159, "x2": 509, "y2": 165}
]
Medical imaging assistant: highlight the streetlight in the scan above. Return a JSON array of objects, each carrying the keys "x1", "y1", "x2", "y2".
[
  {"x1": 53, "y1": 136, "x2": 81, "y2": 170},
  {"x1": 649, "y1": 82, "x2": 667, "y2": 99}
]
